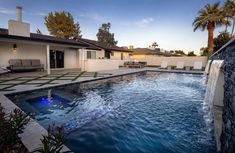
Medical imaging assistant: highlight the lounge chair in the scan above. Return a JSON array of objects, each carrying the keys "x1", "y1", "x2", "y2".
[
  {"x1": 0, "y1": 67, "x2": 10, "y2": 76},
  {"x1": 193, "y1": 62, "x2": 203, "y2": 70},
  {"x1": 176, "y1": 61, "x2": 184, "y2": 70},
  {"x1": 160, "y1": 61, "x2": 168, "y2": 69}
]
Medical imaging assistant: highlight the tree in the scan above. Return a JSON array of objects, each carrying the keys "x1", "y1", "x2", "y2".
[
  {"x1": 200, "y1": 47, "x2": 208, "y2": 56},
  {"x1": 96, "y1": 22, "x2": 118, "y2": 46},
  {"x1": 45, "y1": 11, "x2": 82, "y2": 39},
  {"x1": 174, "y1": 50, "x2": 186, "y2": 55},
  {"x1": 223, "y1": 0, "x2": 235, "y2": 36},
  {"x1": 149, "y1": 42, "x2": 158, "y2": 49},
  {"x1": 193, "y1": 2, "x2": 229, "y2": 57},
  {"x1": 187, "y1": 51, "x2": 196, "y2": 56},
  {"x1": 36, "y1": 28, "x2": 42, "y2": 34},
  {"x1": 214, "y1": 32, "x2": 232, "y2": 51}
]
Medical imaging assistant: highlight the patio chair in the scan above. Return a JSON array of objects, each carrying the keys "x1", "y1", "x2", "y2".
[
  {"x1": 160, "y1": 61, "x2": 168, "y2": 69},
  {"x1": 0, "y1": 67, "x2": 10, "y2": 76},
  {"x1": 176, "y1": 61, "x2": 184, "y2": 70},
  {"x1": 193, "y1": 61, "x2": 203, "y2": 70}
]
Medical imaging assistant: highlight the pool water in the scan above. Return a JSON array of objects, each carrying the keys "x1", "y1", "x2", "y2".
[{"x1": 8, "y1": 72, "x2": 216, "y2": 153}]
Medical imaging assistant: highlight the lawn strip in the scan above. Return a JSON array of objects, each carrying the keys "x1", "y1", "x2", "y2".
[
  {"x1": 94, "y1": 72, "x2": 98, "y2": 78},
  {"x1": 1, "y1": 75, "x2": 47, "y2": 91},
  {"x1": 0, "y1": 77, "x2": 22, "y2": 83},
  {"x1": 72, "y1": 71, "x2": 86, "y2": 81},
  {"x1": 38, "y1": 73, "x2": 69, "y2": 86}
]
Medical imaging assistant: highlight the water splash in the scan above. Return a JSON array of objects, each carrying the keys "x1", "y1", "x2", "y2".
[{"x1": 203, "y1": 60, "x2": 224, "y2": 131}]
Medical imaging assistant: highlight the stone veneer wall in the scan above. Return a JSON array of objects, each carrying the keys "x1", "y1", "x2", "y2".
[{"x1": 214, "y1": 41, "x2": 235, "y2": 153}]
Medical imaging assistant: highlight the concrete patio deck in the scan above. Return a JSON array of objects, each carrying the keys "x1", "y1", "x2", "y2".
[{"x1": 0, "y1": 67, "x2": 204, "y2": 95}]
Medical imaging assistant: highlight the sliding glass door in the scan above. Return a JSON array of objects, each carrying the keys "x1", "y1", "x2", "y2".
[{"x1": 50, "y1": 50, "x2": 64, "y2": 68}]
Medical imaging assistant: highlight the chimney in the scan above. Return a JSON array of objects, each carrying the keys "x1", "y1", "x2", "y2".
[
  {"x1": 16, "y1": 6, "x2": 22, "y2": 22},
  {"x1": 8, "y1": 6, "x2": 30, "y2": 37}
]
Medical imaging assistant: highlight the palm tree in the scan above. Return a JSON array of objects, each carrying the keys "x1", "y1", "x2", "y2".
[
  {"x1": 193, "y1": 2, "x2": 229, "y2": 57},
  {"x1": 223, "y1": 0, "x2": 235, "y2": 36}
]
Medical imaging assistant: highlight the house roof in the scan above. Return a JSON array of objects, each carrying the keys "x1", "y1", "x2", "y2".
[
  {"x1": 0, "y1": 28, "x2": 132, "y2": 53},
  {"x1": 0, "y1": 28, "x2": 132, "y2": 52},
  {"x1": 0, "y1": 28, "x2": 97, "y2": 49},
  {"x1": 80, "y1": 38, "x2": 132, "y2": 53},
  {"x1": 131, "y1": 48, "x2": 172, "y2": 56}
]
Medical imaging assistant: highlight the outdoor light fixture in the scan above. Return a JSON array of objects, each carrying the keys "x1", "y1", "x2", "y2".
[{"x1": 12, "y1": 44, "x2": 18, "y2": 53}]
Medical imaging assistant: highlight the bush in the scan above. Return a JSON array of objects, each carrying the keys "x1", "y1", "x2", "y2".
[
  {"x1": 32, "y1": 125, "x2": 71, "y2": 153},
  {"x1": 0, "y1": 104, "x2": 30, "y2": 153},
  {"x1": 187, "y1": 51, "x2": 196, "y2": 56}
]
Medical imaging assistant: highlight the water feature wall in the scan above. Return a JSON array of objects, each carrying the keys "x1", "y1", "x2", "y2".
[
  {"x1": 204, "y1": 60, "x2": 224, "y2": 107},
  {"x1": 216, "y1": 43, "x2": 235, "y2": 153},
  {"x1": 204, "y1": 60, "x2": 224, "y2": 152}
]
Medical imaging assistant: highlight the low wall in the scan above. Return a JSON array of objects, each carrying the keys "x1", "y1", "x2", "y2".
[
  {"x1": 131, "y1": 56, "x2": 208, "y2": 67},
  {"x1": 84, "y1": 59, "x2": 119, "y2": 72},
  {"x1": 218, "y1": 42, "x2": 235, "y2": 153}
]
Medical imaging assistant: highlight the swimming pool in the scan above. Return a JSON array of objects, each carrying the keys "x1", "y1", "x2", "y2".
[{"x1": 8, "y1": 72, "x2": 216, "y2": 153}]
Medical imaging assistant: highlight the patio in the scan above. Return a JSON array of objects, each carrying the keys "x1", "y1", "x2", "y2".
[
  {"x1": 0, "y1": 67, "x2": 205, "y2": 94},
  {"x1": 0, "y1": 69, "x2": 112, "y2": 92}
]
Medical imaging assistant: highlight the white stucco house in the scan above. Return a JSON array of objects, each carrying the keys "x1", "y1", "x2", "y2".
[{"x1": 0, "y1": 7, "x2": 132, "y2": 74}]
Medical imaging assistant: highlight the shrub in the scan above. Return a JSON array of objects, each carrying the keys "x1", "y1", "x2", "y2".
[
  {"x1": 0, "y1": 104, "x2": 30, "y2": 153},
  {"x1": 32, "y1": 125, "x2": 71, "y2": 153}
]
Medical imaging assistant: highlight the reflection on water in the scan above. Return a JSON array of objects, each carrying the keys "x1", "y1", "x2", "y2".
[{"x1": 8, "y1": 72, "x2": 216, "y2": 153}]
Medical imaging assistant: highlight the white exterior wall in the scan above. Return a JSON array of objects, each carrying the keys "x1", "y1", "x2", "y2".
[
  {"x1": 0, "y1": 42, "x2": 47, "y2": 68},
  {"x1": 0, "y1": 42, "x2": 79, "y2": 69},
  {"x1": 82, "y1": 49, "x2": 104, "y2": 59},
  {"x1": 64, "y1": 48, "x2": 79, "y2": 69},
  {"x1": 84, "y1": 59, "x2": 119, "y2": 72},
  {"x1": 131, "y1": 55, "x2": 208, "y2": 67},
  {"x1": 96, "y1": 49, "x2": 105, "y2": 58},
  {"x1": 111, "y1": 52, "x2": 130, "y2": 60},
  {"x1": 111, "y1": 51, "x2": 130, "y2": 66}
]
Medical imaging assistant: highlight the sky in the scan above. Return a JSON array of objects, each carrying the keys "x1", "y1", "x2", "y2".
[{"x1": 0, "y1": 0, "x2": 229, "y2": 54}]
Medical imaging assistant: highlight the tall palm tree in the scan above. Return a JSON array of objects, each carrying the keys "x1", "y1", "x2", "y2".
[
  {"x1": 223, "y1": 0, "x2": 235, "y2": 36},
  {"x1": 193, "y1": 2, "x2": 229, "y2": 57}
]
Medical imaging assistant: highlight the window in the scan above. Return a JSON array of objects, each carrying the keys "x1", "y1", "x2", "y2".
[
  {"x1": 87, "y1": 51, "x2": 96, "y2": 59},
  {"x1": 121, "y1": 53, "x2": 124, "y2": 60}
]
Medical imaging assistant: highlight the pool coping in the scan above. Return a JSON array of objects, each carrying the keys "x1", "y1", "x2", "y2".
[{"x1": 0, "y1": 68, "x2": 204, "y2": 152}]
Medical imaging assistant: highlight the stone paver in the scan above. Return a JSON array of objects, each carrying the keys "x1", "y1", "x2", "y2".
[{"x1": 0, "y1": 68, "x2": 204, "y2": 94}]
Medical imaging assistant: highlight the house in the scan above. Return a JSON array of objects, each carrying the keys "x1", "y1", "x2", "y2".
[
  {"x1": 130, "y1": 48, "x2": 172, "y2": 59},
  {"x1": 0, "y1": 7, "x2": 132, "y2": 74}
]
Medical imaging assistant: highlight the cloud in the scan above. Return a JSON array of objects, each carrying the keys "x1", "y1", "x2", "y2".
[
  {"x1": 0, "y1": 7, "x2": 46, "y2": 16},
  {"x1": 120, "y1": 17, "x2": 155, "y2": 28},
  {"x1": 135, "y1": 17, "x2": 154, "y2": 27},
  {"x1": 26, "y1": 12, "x2": 47, "y2": 16},
  {"x1": 0, "y1": 7, "x2": 14, "y2": 15},
  {"x1": 79, "y1": 9, "x2": 106, "y2": 22}
]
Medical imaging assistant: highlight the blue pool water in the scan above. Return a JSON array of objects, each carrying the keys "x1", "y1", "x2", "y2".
[{"x1": 8, "y1": 72, "x2": 216, "y2": 153}]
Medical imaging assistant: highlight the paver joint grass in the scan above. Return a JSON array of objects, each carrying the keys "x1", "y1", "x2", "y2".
[{"x1": 72, "y1": 71, "x2": 86, "y2": 81}]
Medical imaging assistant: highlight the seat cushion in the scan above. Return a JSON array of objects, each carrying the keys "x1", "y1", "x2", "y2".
[
  {"x1": 9, "y1": 59, "x2": 22, "y2": 67},
  {"x1": 22, "y1": 60, "x2": 32, "y2": 67},
  {"x1": 31, "y1": 60, "x2": 41, "y2": 67}
]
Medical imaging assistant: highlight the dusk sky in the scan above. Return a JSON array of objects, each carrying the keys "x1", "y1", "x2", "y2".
[{"x1": 0, "y1": 0, "x2": 228, "y2": 54}]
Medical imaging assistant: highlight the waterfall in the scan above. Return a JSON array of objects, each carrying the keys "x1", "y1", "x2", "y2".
[{"x1": 203, "y1": 60, "x2": 224, "y2": 131}]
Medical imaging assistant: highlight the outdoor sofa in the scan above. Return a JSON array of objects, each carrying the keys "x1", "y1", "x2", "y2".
[
  {"x1": 124, "y1": 61, "x2": 146, "y2": 68},
  {"x1": 9, "y1": 59, "x2": 44, "y2": 72}
]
